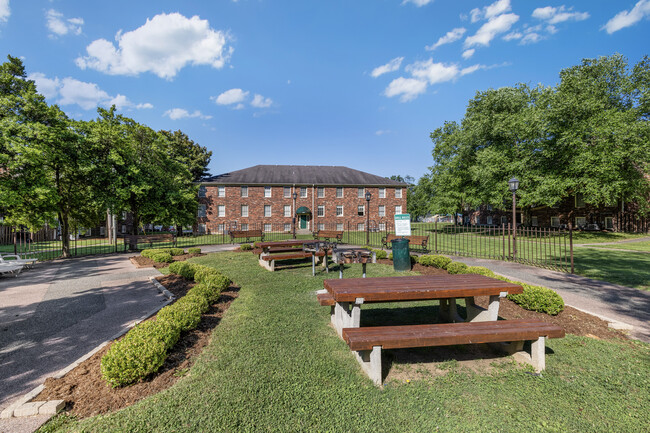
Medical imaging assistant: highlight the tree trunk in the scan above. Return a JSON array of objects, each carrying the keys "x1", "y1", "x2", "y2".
[{"x1": 59, "y1": 211, "x2": 71, "y2": 258}]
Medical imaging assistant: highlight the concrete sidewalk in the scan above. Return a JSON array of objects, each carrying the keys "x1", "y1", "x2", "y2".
[
  {"x1": 0, "y1": 254, "x2": 167, "y2": 415},
  {"x1": 449, "y1": 256, "x2": 650, "y2": 342}
]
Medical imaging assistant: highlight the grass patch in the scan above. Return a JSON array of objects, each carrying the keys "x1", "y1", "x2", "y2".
[
  {"x1": 572, "y1": 248, "x2": 650, "y2": 290},
  {"x1": 572, "y1": 232, "x2": 649, "y2": 244},
  {"x1": 47, "y1": 252, "x2": 650, "y2": 432},
  {"x1": 588, "y1": 240, "x2": 650, "y2": 253}
]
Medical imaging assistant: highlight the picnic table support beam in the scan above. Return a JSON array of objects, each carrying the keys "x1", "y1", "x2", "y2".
[
  {"x1": 259, "y1": 254, "x2": 274, "y2": 272},
  {"x1": 465, "y1": 294, "x2": 503, "y2": 322},
  {"x1": 334, "y1": 300, "x2": 363, "y2": 336},
  {"x1": 354, "y1": 345, "x2": 382, "y2": 386},
  {"x1": 439, "y1": 298, "x2": 463, "y2": 323}
]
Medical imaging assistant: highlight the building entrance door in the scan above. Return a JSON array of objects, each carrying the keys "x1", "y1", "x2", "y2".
[{"x1": 299, "y1": 215, "x2": 308, "y2": 229}]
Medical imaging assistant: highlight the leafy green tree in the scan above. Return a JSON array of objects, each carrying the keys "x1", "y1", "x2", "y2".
[{"x1": 160, "y1": 130, "x2": 212, "y2": 182}]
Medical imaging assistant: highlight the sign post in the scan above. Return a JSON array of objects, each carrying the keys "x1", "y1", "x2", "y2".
[{"x1": 394, "y1": 214, "x2": 411, "y2": 237}]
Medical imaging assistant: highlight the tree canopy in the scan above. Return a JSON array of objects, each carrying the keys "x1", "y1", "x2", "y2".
[{"x1": 425, "y1": 54, "x2": 650, "y2": 217}]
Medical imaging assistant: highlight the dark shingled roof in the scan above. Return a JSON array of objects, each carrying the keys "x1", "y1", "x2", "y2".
[{"x1": 201, "y1": 165, "x2": 407, "y2": 186}]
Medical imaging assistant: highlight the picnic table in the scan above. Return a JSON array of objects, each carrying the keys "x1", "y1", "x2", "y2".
[
  {"x1": 322, "y1": 274, "x2": 523, "y2": 336},
  {"x1": 257, "y1": 240, "x2": 326, "y2": 272}
]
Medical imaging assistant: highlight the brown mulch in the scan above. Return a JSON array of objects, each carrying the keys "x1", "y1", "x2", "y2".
[
  {"x1": 130, "y1": 253, "x2": 205, "y2": 269},
  {"x1": 32, "y1": 274, "x2": 239, "y2": 419}
]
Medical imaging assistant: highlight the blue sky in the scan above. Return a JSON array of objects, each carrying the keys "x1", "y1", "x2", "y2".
[{"x1": 1, "y1": 0, "x2": 649, "y2": 180}]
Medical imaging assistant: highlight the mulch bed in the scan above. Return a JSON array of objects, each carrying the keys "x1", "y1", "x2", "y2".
[
  {"x1": 130, "y1": 253, "x2": 205, "y2": 269},
  {"x1": 32, "y1": 274, "x2": 239, "y2": 419}
]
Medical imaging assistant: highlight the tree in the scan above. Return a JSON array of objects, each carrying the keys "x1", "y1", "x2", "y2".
[{"x1": 160, "y1": 130, "x2": 212, "y2": 182}]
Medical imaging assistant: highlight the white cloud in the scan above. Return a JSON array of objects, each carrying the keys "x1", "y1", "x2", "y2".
[
  {"x1": 163, "y1": 108, "x2": 211, "y2": 120},
  {"x1": 371, "y1": 57, "x2": 404, "y2": 77},
  {"x1": 502, "y1": 31, "x2": 523, "y2": 41},
  {"x1": 213, "y1": 88, "x2": 249, "y2": 105},
  {"x1": 426, "y1": 27, "x2": 466, "y2": 50},
  {"x1": 46, "y1": 9, "x2": 83, "y2": 37},
  {"x1": 532, "y1": 6, "x2": 589, "y2": 25},
  {"x1": 603, "y1": 0, "x2": 650, "y2": 34},
  {"x1": 384, "y1": 77, "x2": 427, "y2": 102},
  {"x1": 0, "y1": 0, "x2": 9, "y2": 23},
  {"x1": 76, "y1": 12, "x2": 232, "y2": 79},
  {"x1": 521, "y1": 32, "x2": 543, "y2": 44},
  {"x1": 407, "y1": 59, "x2": 461, "y2": 85},
  {"x1": 470, "y1": 8, "x2": 482, "y2": 23},
  {"x1": 28, "y1": 72, "x2": 150, "y2": 111},
  {"x1": 375, "y1": 130, "x2": 391, "y2": 136},
  {"x1": 462, "y1": 49, "x2": 475, "y2": 59},
  {"x1": 469, "y1": 0, "x2": 511, "y2": 22},
  {"x1": 465, "y1": 13, "x2": 519, "y2": 47},
  {"x1": 251, "y1": 94, "x2": 273, "y2": 108},
  {"x1": 402, "y1": 0, "x2": 434, "y2": 7}
]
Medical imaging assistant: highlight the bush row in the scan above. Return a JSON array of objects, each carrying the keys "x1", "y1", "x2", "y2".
[
  {"x1": 101, "y1": 262, "x2": 230, "y2": 387},
  {"x1": 415, "y1": 254, "x2": 564, "y2": 316},
  {"x1": 141, "y1": 248, "x2": 185, "y2": 262}
]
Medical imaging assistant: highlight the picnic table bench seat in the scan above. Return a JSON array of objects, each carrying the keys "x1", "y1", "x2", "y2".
[
  {"x1": 381, "y1": 233, "x2": 429, "y2": 251},
  {"x1": 230, "y1": 229, "x2": 264, "y2": 244},
  {"x1": 342, "y1": 319, "x2": 564, "y2": 385},
  {"x1": 259, "y1": 250, "x2": 325, "y2": 271},
  {"x1": 313, "y1": 230, "x2": 344, "y2": 243}
]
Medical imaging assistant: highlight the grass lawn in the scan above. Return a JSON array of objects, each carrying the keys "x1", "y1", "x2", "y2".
[
  {"x1": 572, "y1": 247, "x2": 650, "y2": 290},
  {"x1": 588, "y1": 240, "x2": 650, "y2": 253},
  {"x1": 47, "y1": 252, "x2": 650, "y2": 433},
  {"x1": 572, "y1": 232, "x2": 649, "y2": 244}
]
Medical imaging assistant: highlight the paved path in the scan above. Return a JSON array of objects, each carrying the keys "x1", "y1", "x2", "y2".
[
  {"x1": 449, "y1": 256, "x2": 650, "y2": 342},
  {"x1": 0, "y1": 255, "x2": 166, "y2": 415}
]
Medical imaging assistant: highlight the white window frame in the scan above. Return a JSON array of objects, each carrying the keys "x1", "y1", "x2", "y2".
[
  {"x1": 358, "y1": 187, "x2": 365, "y2": 198},
  {"x1": 317, "y1": 222, "x2": 325, "y2": 230},
  {"x1": 264, "y1": 186, "x2": 272, "y2": 198},
  {"x1": 378, "y1": 205, "x2": 385, "y2": 217},
  {"x1": 284, "y1": 223, "x2": 291, "y2": 232},
  {"x1": 395, "y1": 188, "x2": 403, "y2": 198},
  {"x1": 358, "y1": 205, "x2": 365, "y2": 216},
  {"x1": 550, "y1": 217, "x2": 560, "y2": 228},
  {"x1": 198, "y1": 223, "x2": 207, "y2": 234},
  {"x1": 336, "y1": 205, "x2": 343, "y2": 217},
  {"x1": 379, "y1": 222, "x2": 386, "y2": 231},
  {"x1": 378, "y1": 187, "x2": 385, "y2": 199},
  {"x1": 357, "y1": 223, "x2": 365, "y2": 231},
  {"x1": 336, "y1": 187, "x2": 343, "y2": 198},
  {"x1": 241, "y1": 205, "x2": 249, "y2": 217},
  {"x1": 317, "y1": 187, "x2": 324, "y2": 198},
  {"x1": 217, "y1": 186, "x2": 225, "y2": 198},
  {"x1": 241, "y1": 186, "x2": 248, "y2": 198},
  {"x1": 336, "y1": 223, "x2": 344, "y2": 231},
  {"x1": 395, "y1": 205, "x2": 402, "y2": 215},
  {"x1": 263, "y1": 223, "x2": 272, "y2": 232},
  {"x1": 264, "y1": 205, "x2": 272, "y2": 217},
  {"x1": 284, "y1": 186, "x2": 291, "y2": 198},
  {"x1": 241, "y1": 223, "x2": 249, "y2": 231},
  {"x1": 604, "y1": 217, "x2": 613, "y2": 229},
  {"x1": 283, "y1": 205, "x2": 291, "y2": 217},
  {"x1": 300, "y1": 187, "x2": 308, "y2": 198},
  {"x1": 317, "y1": 205, "x2": 324, "y2": 217},
  {"x1": 217, "y1": 205, "x2": 225, "y2": 218},
  {"x1": 217, "y1": 223, "x2": 224, "y2": 233},
  {"x1": 198, "y1": 185, "x2": 207, "y2": 198}
]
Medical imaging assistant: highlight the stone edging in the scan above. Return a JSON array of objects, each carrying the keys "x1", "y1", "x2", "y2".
[{"x1": 0, "y1": 277, "x2": 173, "y2": 420}]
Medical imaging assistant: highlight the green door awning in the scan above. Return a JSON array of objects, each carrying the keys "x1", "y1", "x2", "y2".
[{"x1": 295, "y1": 206, "x2": 311, "y2": 215}]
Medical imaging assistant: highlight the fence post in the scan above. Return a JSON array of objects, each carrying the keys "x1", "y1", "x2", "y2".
[
  {"x1": 434, "y1": 220, "x2": 438, "y2": 253},
  {"x1": 569, "y1": 223, "x2": 574, "y2": 274}
]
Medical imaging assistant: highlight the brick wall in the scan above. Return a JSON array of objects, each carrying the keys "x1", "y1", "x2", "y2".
[{"x1": 198, "y1": 185, "x2": 407, "y2": 233}]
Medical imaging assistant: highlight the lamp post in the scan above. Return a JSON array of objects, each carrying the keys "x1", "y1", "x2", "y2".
[
  {"x1": 365, "y1": 191, "x2": 371, "y2": 245},
  {"x1": 292, "y1": 192, "x2": 297, "y2": 239},
  {"x1": 508, "y1": 177, "x2": 519, "y2": 260}
]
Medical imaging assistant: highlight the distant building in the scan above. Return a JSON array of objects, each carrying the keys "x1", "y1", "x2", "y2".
[{"x1": 197, "y1": 165, "x2": 408, "y2": 233}]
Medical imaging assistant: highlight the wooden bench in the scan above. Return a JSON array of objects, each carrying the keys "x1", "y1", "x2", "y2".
[
  {"x1": 381, "y1": 234, "x2": 429, "y2": 251},
  {"x1": 259, "y1": 251, "x2": 325, "y2": 271},
  {"x1": 229, "y1": 229, "x2": 264, "y2": 244},
  {"x1": 342, "y1": 320, "x2": 565, "y2": 385},
  {"x1": 129, "y1": 234, "x2": 175, "y2": 249},
  {"x1": 314, "y1": 230, "x2": 344, "y2": 243}
]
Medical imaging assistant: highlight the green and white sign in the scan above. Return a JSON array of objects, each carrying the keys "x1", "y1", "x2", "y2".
[{"x1": 394, "y1": 214, "x2": 411, "y2": 236}]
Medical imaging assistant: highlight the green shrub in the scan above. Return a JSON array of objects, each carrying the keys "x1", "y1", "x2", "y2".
[
  {"x1": 140, "y1": 248, "x2": 162, "y2": 259},
  {"x1": 419, "y1": 255, "x2": 452, "y2": 269},
  {"x1": 101, "y1": 320, "x2": 172, "y2": 388},
  {"x1": 157, "y1": 298, "x2": 204, "y2": 332},
  {"x1": 371, "y1": 249, "x2": 387, "y2": 259},
  {"x1": 240, "y1": 244, "x2": 252, "y2": 251},
  {"x1": 188, "y1": 247, "x2": 202, "y2": 254},
  {"x1": 189, "y1": 283, "x2": 222, "y2": 304},
  {"x1": 508, "y1": 284, "x2": 565, "y2": 315},
  {"x1": 150, "y1": 252, "x2": 173, "y2": 263},
  {"x1": 446, "y1": 262, "x2": 469, "y2": 274},
  {"x1": 386, "y1": 252, "x2": 417, "y2": 264},
  {"x1": 169, "y1": 248, "x2": 185, "y2": 256},
  {"x1": 465, "y1": 266, "x2": 496, "y2": 277},
  {"x1": 168, "y1": 262, "x2": 196, "y2": 280},
  {"x1": 141, "y1": 248, "x2": 183, "y2": 258}
]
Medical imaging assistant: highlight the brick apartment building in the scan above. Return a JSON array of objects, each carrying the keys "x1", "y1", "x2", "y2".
[{"x1": 197, "y1": 165, "x2": 408, "y2": 234}]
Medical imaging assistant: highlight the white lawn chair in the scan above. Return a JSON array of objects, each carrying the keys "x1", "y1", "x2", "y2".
[
  {"x1": 0, "y1": 262, "x2": 22, "y2": 276},
  {"x1": 0, "y1": 254, "x2": 37, "y2": 269}
]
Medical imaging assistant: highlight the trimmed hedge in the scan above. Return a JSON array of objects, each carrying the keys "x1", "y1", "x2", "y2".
[
  {"x1": 188, "y1": 247, "x2": 202, "y2": 254},
  {"x1": 464, "y1": 266, "x2": 495, "y2": 277},
  {"x1": 240, "y1": 244, "x2": 253, "y2": 251},
  {"x1": 387, "y1": 253, "x2": 418, "y2": 264},
  {"x1": 507, "y1": 284, "x2": 565, "y2": 316},
  {"x1": 417, "y1": 255, "x2": 452, "y2": 269},
  {"x1": 372, "y1": 249, "x2": 387, "y2": 259},
  {"x1": 101, "y1": 261, "x2": 231, "y2": 387},
  {"x1": 446, "y1": 262, "x2": 469, "y2": 274},
  {"x1": 150, "y1": 252, "x2": 173, "y2": 263},
  {"x1": 141, "y1": 248, "x2": 185, "y2": 259}
]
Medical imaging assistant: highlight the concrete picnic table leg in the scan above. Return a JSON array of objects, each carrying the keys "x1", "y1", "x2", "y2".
[
  {"x1": 362, "y1": 262, "x2": 366, "y2": 278},
  {"x1": 465, "y1": 292, "x2": 505, "y2": 322},
  {"x1": 311, "y1": 252, "x2": 316, "y2": 276},
  {"x1": 439, "y1": 298, "x2": 463, "y2": 323},
  {"x1": 333, "y1": 299, "x2": 363, "y2": 337}
]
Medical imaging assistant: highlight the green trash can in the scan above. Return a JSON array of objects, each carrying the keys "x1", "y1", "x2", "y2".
[{"x1": 391, "y1": 237, "x2": 411, "y2": 271}]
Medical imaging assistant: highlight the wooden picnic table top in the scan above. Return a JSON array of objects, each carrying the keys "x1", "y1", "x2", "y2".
[
  {"x1": 257, "y1": 239, "x2": 319, "y2": 249},
  {"x1": 324, "y1": 274, "x2": 523, "y2": 303}
]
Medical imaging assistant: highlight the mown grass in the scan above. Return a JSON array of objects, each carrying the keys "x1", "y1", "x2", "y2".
[
  {"x1": 572, "y1": 248, "x2": 650, "y2": 290},
  {"x1": 588, "y1": 240, "x2": 650, "y2": 253},
  {"x1": 43, "y1": 252, "x2": 649, "y2": 432}
]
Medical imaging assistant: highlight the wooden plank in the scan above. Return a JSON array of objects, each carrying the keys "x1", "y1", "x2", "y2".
[
  {"x1": 342, "y1": 320, "x2": 565, "y2": 351},
  {"x1": 257, "y1": 240, "x2": 317, "y2": 248},
  {"x1": 317, "y1": 292, "x2": 336, "y2": 306}
]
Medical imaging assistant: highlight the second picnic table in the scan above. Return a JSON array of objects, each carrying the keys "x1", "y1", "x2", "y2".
[
  {"x1": 257, "y1": 240, "x2": 329, "y2": 273},
  {"x1": 322, "y1": 274, "x2": 524, "y2": 336}
]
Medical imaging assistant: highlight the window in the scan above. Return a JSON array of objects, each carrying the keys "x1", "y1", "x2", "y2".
[
  {"x1": 395, "y1": 188, "x2": 403, "y2": 198},
  {"x1": 487, "y1": 216, "x2": 493, "y2": 225},
  {"x1": 264, "y1": 186, "x2": 272, "y2": 198},
  {"x1": 336, "y1": 223, "x2": 344, "y2": 231},
  {"x1": 575, "y1": 193, "x2": 585, "y2": 208},
  {"x1": 487, "y1": 204, "x2": 493, "y2": 211},
  {"x1": 264, "y1": 205, "x2": 271, "y2": 217},
  {"x1": 284, "y1": 186, "x2": 291, "y2": 198},
  {"x1": 283, "y1": 205, "x2": 291, "y2": 217},
  {"x1": 357, "y1": 223, "x2": 365, "y2": 231},
  {"x1": 241, "y1": 223, "x2": 249, "y2": 231},
  {"x1": 198, "y1": 223, "x2": 207, "y2": 234},
  {"x1": 531, "y1": 216, "x2": 538, "y2": 227},
  {"x1": 300, "y1": 187, "x2": 307, "y2": 198},
  {"x1": 241, "y1": 205, "x2": 249, "y2": 217},
  {"x1": 198, "y1": 185, "x2": 206, "y2": 198},
  {"x1": 501, "y1": 216, "x2": 508, "y2": 225},
  {"x1": 241, "y1": 186, "x2": 248, "y2": 197},
  {"x1": 395, "y1": 205, "x2": 402, "y2": 215},
  {"x1": 575, "y1": 217, "x2": 586, "y2": 228},
  {"x1": 379, "y1": 223, "x2": 386, "y2": 231},
  {"x1": 317, "y1": 205, "x2": 324, "y2": 217},
  {"x1": 358, "y1": 205, "x2": 365, "y2": 216},
  {"x1": 121, "y1": 225, "x2": 127, "y2": 234},
  {"x1": 336, "y1": 187, "x2": 343, "y2": 198},
  {"x1": 317, "y1": 187, "x2": 324, "y2": 198},
  {"x1": 605, "y1": 217, "x2": 613, "y2": 229},
  {"x1": 358, "y1": 187, "x2": 365, "y2": 198},
  {"x1": 550, "y1": 217, "x2": 560, "y2": 228},
  {"x1": 198, "y1": 204, "x2": 206, "y2": 217},
  {"x1": 336, "y1": 205, "x2": 343, "y2": 217},
  {"x1": 284, "y1": 223, "x2": 291, "y2": 232},
  {"x1": 217, "y1": 224, "x2": 224, "y2": 233},
  {"x1": 122, "y1": 211, "x2": 127, "y2": 219},
  {"x1": 217, "y1": 186, "x2": 225, "y2": 197},
  {"x1": 378, "y1": 205, "x2": 385, "y2": 217},
  {"x1": 263, "y1": 223, "x2": 272, "y2": 232},
  {"x1": 217, "y1": 205, "x2": 225, "y2": 218},
  {"x1": 379, "y1": 188, "x2": 385, "y2": 198},
  {"x1": 318, "y1": 223, "x2": 324, "y2": 230}
]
